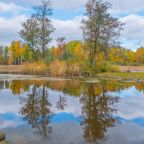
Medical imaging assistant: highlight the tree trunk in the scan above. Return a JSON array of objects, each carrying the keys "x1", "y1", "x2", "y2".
[{"x1": 42, "y1": 16, "x2": 45, "y2": 59}]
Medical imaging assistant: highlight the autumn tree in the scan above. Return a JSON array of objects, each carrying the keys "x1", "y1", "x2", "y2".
[
  {"x1": 33, "y1": 0, "x2": 55, "y2": 59},
  {"x1": 19, "y1": 17, "x2": 39, "y2": 52},
  {"x1": 0, "y1": 46, "x2": 9, "y2": 65},
  {"x1": 9, "y1": 41, "x2": 20, "y2": 65},
  {"x1": 81, "y1": 0, "x2": 123, "y2": 69},
  {"x1": 9, "y1": 41, "x2": 31, "y2": 65},
  {"x1": 3, "y1": 46, "x2": 9, "y2": 64},
  {"x1": 135, "y1": 47, "x2": 144, "y2": 64},
  {"x1": 0, "y1": 46, "x2": 4, "y2": 64}
]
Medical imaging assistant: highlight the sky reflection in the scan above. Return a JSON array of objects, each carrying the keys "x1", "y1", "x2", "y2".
[{"x1": 0, "y1": 78, "x2": 144, "y2": 143}]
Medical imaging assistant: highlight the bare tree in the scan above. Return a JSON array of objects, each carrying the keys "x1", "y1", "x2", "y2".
[
  {"x1": 56, "y1": 37, "x2": 66, "y2": 52},
  {"x1": 81, "y1": 0, "x2": 124, "y2": 69}
]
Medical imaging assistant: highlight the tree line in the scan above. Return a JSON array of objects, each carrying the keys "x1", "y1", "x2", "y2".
[{"x1": 0, "y1": 0, "x2": 143, "y2": 74}]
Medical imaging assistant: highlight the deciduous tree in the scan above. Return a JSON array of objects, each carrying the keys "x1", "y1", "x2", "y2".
[{"x1": 81, "y1": 0, "x2": 123, "y2": 69}]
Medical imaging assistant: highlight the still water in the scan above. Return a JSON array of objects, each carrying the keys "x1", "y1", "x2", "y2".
[{"x1": 0, "y1": 75, "x2": 144, "y2": 144}]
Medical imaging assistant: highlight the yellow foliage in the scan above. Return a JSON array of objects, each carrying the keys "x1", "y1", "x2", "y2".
[
  {"x1": 74, "y1": 44, "x2": 82, "y2": 57},
  {"x1": 9, "y1": 41, "x2": 30, "y2": 64},
  {"x1": 97, "y1": 52, "x2": 105, "y2": 62},
  {"x1": 135, "y1": 48, "x2": 144, "y2": 63}
]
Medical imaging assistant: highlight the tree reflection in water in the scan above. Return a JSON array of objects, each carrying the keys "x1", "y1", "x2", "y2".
[
  {"x1": 17, "y1": 80, "x2": 119, "y2": 143},
  {"x1": 80, "y1": 82, "x2": 119, "y2": 143},
  {"x1": 20, "y1": 85, "x2": 52, "y2": 138},
  {"x1": 56, "y1": 95, "x2": 67, "y2": 110}
]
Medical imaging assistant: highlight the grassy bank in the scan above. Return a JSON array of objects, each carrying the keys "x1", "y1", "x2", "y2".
[{"x1": 97, "y1": 72, "x2": 144, "y2": 80}]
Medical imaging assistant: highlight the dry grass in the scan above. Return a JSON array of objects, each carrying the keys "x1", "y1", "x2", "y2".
[
  {"x1": 22, "y1": 61, "x2": 48, "y2": 74},
  {"x1": 68, "y1": 63, "x2": 80, "y2": 76},
  {"x1": 48, "y1": 60, "x2": 67, "y2": 76},
  {"x1": 120, "y1": 66, "x2": 144, "y2": 72},
  {"x1": 0, "y1": 62, "x2": 48, "y2": 75},
  {"x1": 0, "y1": 65, "x2": 23, "y2": 74}
]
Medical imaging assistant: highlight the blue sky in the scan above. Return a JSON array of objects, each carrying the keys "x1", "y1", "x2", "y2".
[{"x1": 0, "y1": 0, "x2": 144, "y2": 50}]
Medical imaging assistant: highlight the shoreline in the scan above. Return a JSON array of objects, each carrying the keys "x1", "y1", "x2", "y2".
[
  {"x1": 0, "y1": 73, "x2": 144, "y2": 83},
  {"x1": 96, "y1": 72, "x2": 144, "y2": 82},
  {"x1": 1, "y1": 65, "x2": 144, "y2": 82}
]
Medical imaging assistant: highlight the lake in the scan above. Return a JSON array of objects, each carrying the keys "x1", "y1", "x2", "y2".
[{"x1": 0, "y1": 74, "x2": 144, "y2": 144}]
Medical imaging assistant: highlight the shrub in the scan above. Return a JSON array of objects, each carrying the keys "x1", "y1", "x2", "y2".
[
  {"x1": 48, "y1": 60, "x2": 67, "y2": 76},
  {"x1": 81, "y1": 59, "x2": 93, "y2": 75},
  {"x1": 96, "y1": 61, "x2": 120, "y2": 73},
  {"x1": 110, "y1": 65, "x2": 120, "y2": 72}
]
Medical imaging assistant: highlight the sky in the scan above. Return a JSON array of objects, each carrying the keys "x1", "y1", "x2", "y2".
[{"x1": 0, "y1": 0, "x2": 144, "y2": 50}]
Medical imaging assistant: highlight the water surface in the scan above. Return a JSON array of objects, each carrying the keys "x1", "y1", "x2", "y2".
[{"x1": 0, "y1": 75, "x2": 144, "y2": 144}]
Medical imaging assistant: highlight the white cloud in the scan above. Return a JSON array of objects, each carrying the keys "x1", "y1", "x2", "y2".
[
  {"x1": 121, "y1": 14, "x2": 144, "y2": 39},
  {"x1": 53, "y1": 0, "x2": 144, "y2": 15},
  {"x1": 54, "y1": 0, "x2": 144, "y2": 15},
  {"x1": 0, "y1": 2, "x2": 25, "y2": 13},
  {"x1": 120, "y1": 14, "x2": 144, "y2": 49},
  {"x1": 0, "y1": 15, "x2": 27, "y2": 45},
  {"x1": 109, "y1": 0, "x2": 144, "y2": 15},
  {"x1": 110, "y1": 86, "x2": 144, "y2": 120},
  {"x1": 52, "y1": 16, "x2": 83, "y2": 41},
  {"x1": 53, "y1": 0, "x2": 86, "y2": 10}
]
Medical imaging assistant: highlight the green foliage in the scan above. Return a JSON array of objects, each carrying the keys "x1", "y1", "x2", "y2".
[
  {"x1": 0, "y1": 56, "x2": 5, "y2": 65},
  {"x1": 95, "y1": 61, "x2": 120, "y2": 73},
  {"x1": 45, "y1": 50, "x2": 56, "y2": 63},
  {"x1": 66, "y1": 41, "x2": 81, "y2": 53},
  {"x1": 81, "y1": 59, "x2": 93, "y2": 74},
  {"x1": 32, "y1": 50, "x2": 41, "y2": 61},
  {"x1": 60, "y1": 51, "x2": 74, "y2": 61},
  {"x1": 97, "y1": 72, "x2": 144, "y2": 80},
  {"x1": 60, "y1": 40, "x2": 82, "y2": 61}
]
